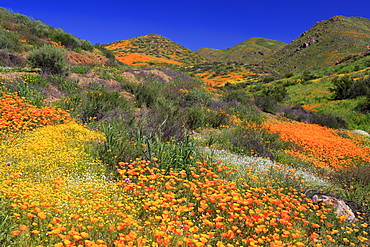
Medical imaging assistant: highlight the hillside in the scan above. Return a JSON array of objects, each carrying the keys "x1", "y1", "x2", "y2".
[
  {"x1": 102, "y1": 34, "x2": 207, "y2": 67},
  {"x1": 264, "y1": 16, "x2": 370, "y2": 74},
  {"x1": 1, "y1": 8, "x2": 370, "y2": 246},
  {"x1": 196, "y1": 37, "x2": 286, "y2": 64}
]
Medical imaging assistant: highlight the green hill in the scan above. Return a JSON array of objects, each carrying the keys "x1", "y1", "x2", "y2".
[
  {"x1": 196, "y1": 37, "x2": 286, "y2": 64},
  {"x1": 263, "y1": 16, "x2": 370, "y2": 74}
]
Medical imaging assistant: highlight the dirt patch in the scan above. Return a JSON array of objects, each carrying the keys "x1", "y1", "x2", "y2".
[
  {"x1": 66, "y1": 72, "x2": 135, "y2": 101},
  {"x1": 43, "y1": 85, "x2": 65, "y2": 104},
  {"x1": 66, "y1": 51, "x2": 108, "y2": 65},
  {"x1": 123, "y1": 69, "x2": 172, "y2": 83}
]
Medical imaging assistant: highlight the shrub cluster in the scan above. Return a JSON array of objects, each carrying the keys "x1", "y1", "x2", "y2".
[
  {"x1": 254, "y1": 84, "x2": 288, "y2": 113},
  {"x1": 280, "y1": 105, "x2": 348, "y2": 129},
  {"x1": 26, "y1": 45, "x2": 68, "y2": 75}
]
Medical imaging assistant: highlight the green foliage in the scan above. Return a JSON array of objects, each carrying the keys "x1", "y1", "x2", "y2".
[
  {"x1": 1, "y1": 74, "x2": 48, "y2": 107},
  {"x1": 330, "y1": 164, "x2": 370, "y2": 216},
  {"x1": 301, "y1": 71, "x2": 317, "y2": 82},
  {"x1": 222, "y1": 125, "x2": 289, "y2": 160},
  {"x1": 0, "y1": 30, "x2": 16, "y2": 50},
  {"x1": 96, "y1": 45, "x2": 116, "y2": 60},
  {"x1": 26, "y1": 45, "x2": 68, "y2": 75},
  {"x1": 29, "y1": 20, "x2": 53, "y2": 38},
  {"x1": 330, "y1": 76, "x2": 370, "y2": 100},
  {"x1": 0, "y1": 198, "x2": 14, "y2": 246},
  {"x1": 80, "y1": 40, "x2": 94, "y2": 52},
  {"x1": 12, "y1": 13, "x2": 32, "y2": 27},
  {"x1": 222, "y1": 89, "x2": 251, "y2": 105},
  {"x1": 185, "y1": 87, "x2": 211, "y2": 106},
  {"x1": 330, "y1": 76, "x2": 355, "y2": 99},
  {"x1": 52, "y1": 29, "x2": 81, "y2": 50},
  {"x1": 93, "y1": 117, "x2": 139, "y2": 174},
  {"x1": 254, "y1": 84, "x2": 287, "y2": 113},
  {"x1": 73, "y1": 65, "x2": 88, "y2": 74},
  {"x1": 280, "y1": 105, "x2": 348, "y2": 129},
  {"x1": 62, "y1": 85, "x2": 132, "y2": 123}
]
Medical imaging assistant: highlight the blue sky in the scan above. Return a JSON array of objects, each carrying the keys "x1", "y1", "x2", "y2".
[{"x1": 1, "y1": 0, "x2": 369, "y2": 51}]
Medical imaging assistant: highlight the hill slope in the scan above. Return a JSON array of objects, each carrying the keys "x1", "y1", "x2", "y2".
[
  {"x1": 264, "y1": 16, "x2": 370, "y2": 74},
  {"x1": 102, "y1": 34, "x2": 207, "y2": 67},
  {"x1": 0, "y1": 7, "x2": 108, "y2": 67},
  {"x1": 196, "y1": 37, "x2": 286, "y2": 64}
]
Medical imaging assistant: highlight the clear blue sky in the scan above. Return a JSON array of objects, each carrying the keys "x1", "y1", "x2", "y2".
[{"x1": 1, "y1": 0, "x2": 369, "y2": 51}]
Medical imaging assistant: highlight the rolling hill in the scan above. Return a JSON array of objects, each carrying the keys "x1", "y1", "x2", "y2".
[
  {"x1": 196, "y1": 37, "x2": 286, "y2": 64},
  {"x1": 263, "y1": 16, "x2": 370, "y2": 74},
  {"x1": 102, "y1": 34, "x2": 207, "y2": 67}
]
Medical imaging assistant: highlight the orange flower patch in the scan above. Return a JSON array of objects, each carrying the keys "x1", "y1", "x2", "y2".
[
  {"x1": 0, "y1": 92, "x2": 73, "y2": 136},
  {"x1": 264, "y1": 118, "x2": 370, "y2": 169},
  {"x1": 195, "y1": 70, "x2": 257, "y2": 87},
  {"x1": 116, "y1": 53, "x2": 182, "y2": 66}
]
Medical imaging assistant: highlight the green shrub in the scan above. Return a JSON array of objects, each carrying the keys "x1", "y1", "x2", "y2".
[
  {"x1": 330, "y1": 76, "x2": 355, "y2": 100},
  {"x1": 185, "y1": 87, "x2": 211, "y2": 106},
  {"x1": 301, "y1": 71, "x2": 317, "y2": 82},
  {"x1": 12, "y1": 13, "x2": 32, "y2": 27},
  {"x1": 73, "y1": 65, "x2": 87, "y2": 74},
  {"x1": 224, "y1": 125, "x2": 286, "y2": 159},
  {"x1": 0, "y1": 30, "x2": 15, "y2": 50},
  {"x1": 96, "y1": 45, "x2": 116, "y2": 60},
  {"x1": 254, "y1": 85, "x2": 287, "y2": 113},
  {"x1": 30, "y1": 20, "x2": 53, "y2": 38},
  {"x1": 81, "y1": 40, "x2": 94, "y2": 52},
  {"x1": 280, "y1": 105, "x2": 348, "y2": 129},
  {"x1": 26, "y1": 45, "x2": 68, "y2": 75},
  {"x1": 330, "y1": 76, "x2": 370, "y2": 100},
  {"x1": 52, "y1": 29, "x2": 81, "y2": 49}
]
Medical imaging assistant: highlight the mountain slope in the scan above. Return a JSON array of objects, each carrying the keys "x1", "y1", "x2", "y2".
[
  {"x1": 0, "y1": 7, "x2": 108, "y2": 67},
  {"x1": 263, "y1": 16, "x2": 370, "y2": 74},
  {"x1": 196, "y1": 37, "x2": 286, "y2": 64},
  {"x1": 102, "y1": 34, "x2": 207, "y2": 67}
]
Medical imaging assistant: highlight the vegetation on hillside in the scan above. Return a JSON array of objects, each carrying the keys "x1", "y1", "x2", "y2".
[
  {"x1": 103, "y1": 34, "x2": 206, "y2": 67},
  {"x1": 264, "y1": 16, "x2": 370, "y2": 73},
  {"x1": 0, "y1": 8, "x2": 370, "y2": 246},
  {"x1": 196, "y1": 38, "x2": 286, "y2": 64}
]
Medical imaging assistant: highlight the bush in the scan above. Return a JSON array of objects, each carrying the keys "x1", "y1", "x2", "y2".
[
  {"x1": 185, "y1": 87, "x2": 211, "y2": 106},
  {"x1": 52, "y1": 29, "x2": 81, "y2": 49},
  {"x1": 26, "y1": 45, "x2": 68, "y2": 75},
  {"x1": 280, "y1": 105, "x2": 348, "y2": 129},
  {"x1": 96, "y1": 45, "x2": 116, "y2": 60},
  {"x1": 329, "y1": 76, "x2": 369, "y2": 100},
  {"x1": 30, "y1": 20, "x2": 53, "y2": 38},
  {"x1": 80, "y1": 40, "x2": 94, "y2": 52},
  {"x1": 12, "y1": 13, "x2": 32, "y2": 27},
  {"x1": 0, "y1": 30, "x2": 15, "y2": 50},
  {"x1": 254, "y1": 85, "x2": 287, "y2": 113}
]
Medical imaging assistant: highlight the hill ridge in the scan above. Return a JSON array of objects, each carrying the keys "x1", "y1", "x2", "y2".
[{"x1": 263, "y1": 15, "x2": 370, "y2": 73}]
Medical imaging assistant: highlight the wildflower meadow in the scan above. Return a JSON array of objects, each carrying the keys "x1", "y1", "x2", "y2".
[{"x1": 0, "y1": 89, "x2": 369, "y2": 247}]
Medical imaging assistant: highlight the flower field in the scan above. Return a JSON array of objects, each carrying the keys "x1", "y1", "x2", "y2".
[
  {"x1": 0, "y1": 92, "x2": 369, "y2": 247},
  {"x1": 263, "y1": 118, "x2": 370, "y2": 170}
]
